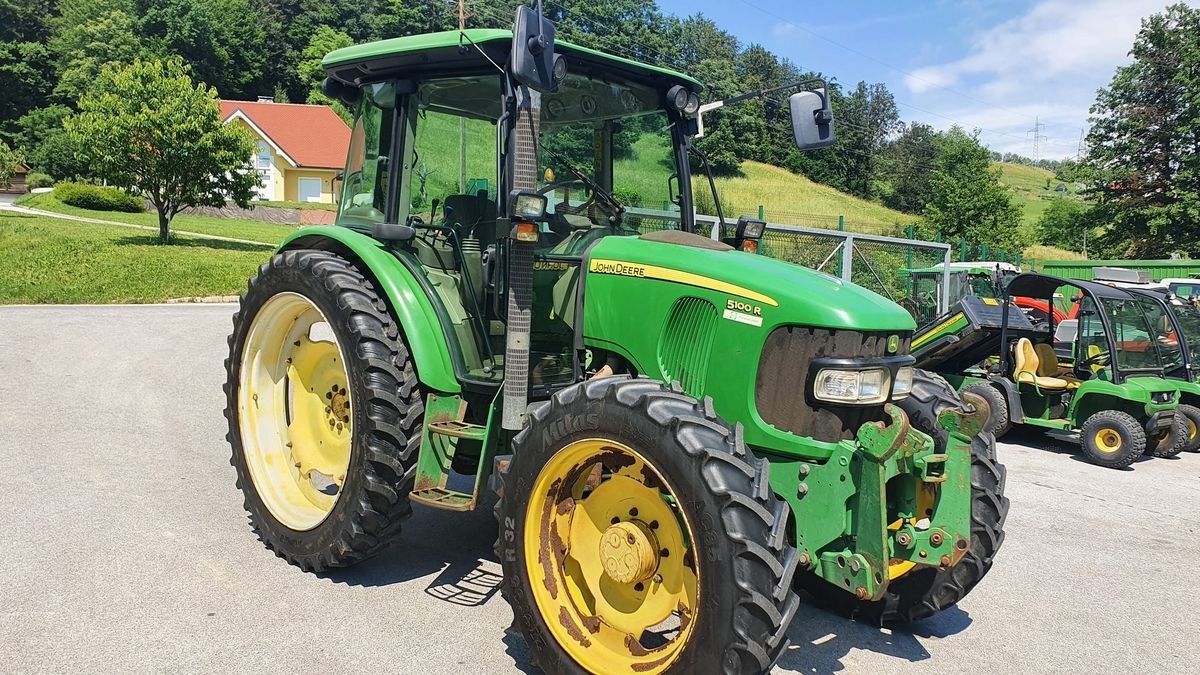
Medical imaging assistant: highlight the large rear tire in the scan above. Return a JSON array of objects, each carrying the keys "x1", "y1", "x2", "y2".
[
  {"x1": 225, "y1": 250, "x2": 424, "y2": 571},
  {"x1": 798, "y1": 369, "x2": 1009, "y2": 625},
  {"x1": 1080, "y1": 410, "x2": 1145, "y2": 469},
  {"x1": 496, "y1": 377, "x2": 799, "y2": 674}
]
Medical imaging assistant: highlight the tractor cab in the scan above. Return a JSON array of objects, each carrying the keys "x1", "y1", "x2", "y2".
[{"x1": 900, "y1": 261, "x2": 1018, "y2": 326}]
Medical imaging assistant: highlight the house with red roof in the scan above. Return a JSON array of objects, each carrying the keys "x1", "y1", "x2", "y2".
[{"x1": 220, "y1": 98, "x2": 350, "y2": 204}]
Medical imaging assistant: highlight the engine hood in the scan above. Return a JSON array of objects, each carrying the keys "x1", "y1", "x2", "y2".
[{"x1": 585, "y1": 234, "x2": 917, "y2": 333}]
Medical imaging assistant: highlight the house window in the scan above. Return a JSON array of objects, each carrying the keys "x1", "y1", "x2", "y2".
[{"x1": 255, "y1": 142, "x2": 272, "y2": 170}]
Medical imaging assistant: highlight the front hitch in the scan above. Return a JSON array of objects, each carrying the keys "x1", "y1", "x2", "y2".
[{"x1": 804, "y1": 399, "x2": 983, "y2": 600}]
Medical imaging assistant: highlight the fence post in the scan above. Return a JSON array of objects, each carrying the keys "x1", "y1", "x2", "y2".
[
  {"x1": 981, "y1": 243, "x2": 989, "y2": 260},
  {"x1": 838, "y1": 215, "x2": 845, "y2": 231},
  {"x1": 935, "y1": 231, "x2": 942, "y2": 243},
  {"x1": 758, "y1": 205, "x2": 765, "y2": 220},
  {"x1": 840, "y1": 234, "x2": 854, "y2": 281},
  {"x1": 959, "y1": 240, "x2": 967, "y2": 262}
]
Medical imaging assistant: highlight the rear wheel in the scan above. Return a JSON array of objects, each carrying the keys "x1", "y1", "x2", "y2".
[
  {"x1": 1148, "y1": 411, "x2": 1187, "y2": 459},
  {"x1": 962, "y1": 381, "x2": 1011, "y2": 438},
  {"x1": 797, "y1": 369, "x2": 1008, "y2": 624},
  {"x1": 1175, "y1": 404, "x2": 1200, "y2": 453},
  {"x1": 225, "y1": 250, "x2": 424, "y2": 571},
  {"x1": 496, "y1": 377, "x2": 799, "y2": 674},
  {"x1": 1079, "y1": 410, "x2": 1145, "y2": 469}
]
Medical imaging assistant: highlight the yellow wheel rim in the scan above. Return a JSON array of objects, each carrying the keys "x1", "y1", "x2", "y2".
[
  {"x1": 887, "y1": 484, "x2": 936, "y2": 580},
  {"x1": 1189, "y1": 418, "x2": 1197, "y2": 441},
  {"x1": 524, "y1": 439, "x2": 699, "y2": 674},
  {"x1": 1095, "y1": 429, "x2": 1122, "y2": 454},
  {"x1": 239, "y1": 292, "x2": 352, "y2": 531}
]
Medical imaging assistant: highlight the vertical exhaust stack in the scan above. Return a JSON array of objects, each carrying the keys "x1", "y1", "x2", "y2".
[{"x1": 502, "y1": 88, "x2": 540, "y2": 431}]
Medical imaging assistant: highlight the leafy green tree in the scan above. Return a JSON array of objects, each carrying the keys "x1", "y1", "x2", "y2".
[
  {"x1": 68, "y1": 59, "x2": 260, "y2": 243},
  {"x1": 0, "y1": 140, "x2": 21, "y2": 187},
  {"x1": 0, "y1": 0, "x2": 53, "y2": 42},
  {"x1": 49, "y1": 0, "x2": 150, "y2": 100},
  {"x1": 13, "y1": 105, "x2": 90, "y2": 180},
  {"x1": 1037, "y1": 199, "x2": 1091, "y2": 250},
  {"x1": 1085, "y1": 3, "x2": 1200, "y2": 257},
  {"x1": 136, "y1": 0, "x2": 270, "y2": 98},
  {"x1": 880, "y1": 122, "x2": 939, "y2": 214},
  {"x1": 299, "y1": 26, "x2": 354, "y2": 119},
  {"x1": 835, "y1": 81, "x2": 900, "y2": 199},
  {"x1": 0, "y1": 40, "x2": 54, "y2": 140},
  {"x1": 923, "y1": 127, "x2": 1024, "y2": 251}
]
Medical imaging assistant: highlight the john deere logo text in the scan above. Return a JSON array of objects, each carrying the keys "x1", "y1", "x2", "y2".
[
  {"x1": 589, "y1": 260, "x2": 646, "y2": 277},
  {"x1": 887, "y1": 335, "x2": 900, "y2": 353}
]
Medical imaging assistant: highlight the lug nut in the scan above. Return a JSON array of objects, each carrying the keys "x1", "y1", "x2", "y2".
[
  {"x1": 799, "y1": 464, "x2": 810, "y2": 476},
  {"x1": 896, "y1": 532, "x2": 912, "y2": 547}
]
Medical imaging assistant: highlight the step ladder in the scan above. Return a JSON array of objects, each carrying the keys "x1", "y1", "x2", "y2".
[{"x1": 409, "y1": 393, "x2": 493, "y2": 512}]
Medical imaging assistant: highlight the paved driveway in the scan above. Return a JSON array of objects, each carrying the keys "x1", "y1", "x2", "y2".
[{"x1": 1, "y1": 305, "x2": 1196, "y2": 673}]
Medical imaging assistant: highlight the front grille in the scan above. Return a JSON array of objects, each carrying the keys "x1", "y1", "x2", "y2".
[{"x1": 755, "y1": 327, "x2": 912, "y2": 442}]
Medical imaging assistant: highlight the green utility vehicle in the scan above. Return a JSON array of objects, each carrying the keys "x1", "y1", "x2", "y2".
[
  {"x1": 1123, "y1": 289, "x2": 1200, "y2": 452},
  {"x1": 899, "y1": 262, "x2": 1018, "y2": 326},
  {"x1": 914, "y1": 272, "x2": 1184, "y2": 469},
  {"x1": 224, "y1": 7, "x2": 1006, "y2": 672}
]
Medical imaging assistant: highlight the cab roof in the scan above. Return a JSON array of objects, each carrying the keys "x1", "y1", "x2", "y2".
[
  {"x1": 323, "y1": 29, "x2": 703, "y2": 92},
  {"x1": 1004, "y1": 272, "x2": 1133, "y2": 301}
]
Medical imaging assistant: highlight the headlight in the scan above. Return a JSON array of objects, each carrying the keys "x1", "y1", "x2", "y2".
[
  {"x1": 813, "y1": 367, "x2": 891, "y2": 405},
  {"x1": 892, "y1": 366, "x2": 914, "y2": 400}
]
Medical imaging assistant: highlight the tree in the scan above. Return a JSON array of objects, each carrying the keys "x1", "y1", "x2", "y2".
[
  {"x1": 49, "y1": 0, "x2": 149, "y2": 100},
  {"x1": 1037, "y1": 199, "x2": 1091, "y2": 251},
  {"x1": 0, "y1": 140, "x2": 21, "y2": 187},
  {"x1": 836, "y1": 81, "x2": 900, "y2": 199},
  {"x1": 923, "y1": 127, "x2": 1024, "y2": 251},
  {"x1": 13, "y1": 105, "x2": 90, "y2": 180},
  {"x1": 880, "y1": 122, "x2": 939, "y2": 214},
  {"x1": 68, "y1": 59, "x2": 260, "y2": 243},
  {"x1": 1085, "y1": 3, "x2": 1200, "y2": 257},
  {"x1": 298, "y1": 25, "x2": 353, "y2": 119},
  {"x1": 0, "y1": 40, "x2": 54, "y2": 140},
  {"x1": 136, "y1": 0, "x2": 270, "y2": 99}
]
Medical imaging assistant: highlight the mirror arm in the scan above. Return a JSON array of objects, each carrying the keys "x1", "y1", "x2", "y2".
[
  {"x1": 684, "y1": 138, "x2": 727, "y2": 239},
  {"x1": 695, "y1": 78, "x2": 830, "y2": 138}
]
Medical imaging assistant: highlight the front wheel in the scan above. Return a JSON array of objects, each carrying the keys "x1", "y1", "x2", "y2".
[
  {"x1": 1079, "y1": 410, "x2": 1145, "y2": 469},
  {"x1": 225, "y1": 250, "x2": 424, "y2": 571},
  {"x1": 496, "y1": 377, "x2": 799, "y2": 674}
]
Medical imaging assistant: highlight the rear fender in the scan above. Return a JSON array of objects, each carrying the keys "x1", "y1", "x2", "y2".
[{"x1": 278, "y1": 227, "x2": 460, "y2": 393}]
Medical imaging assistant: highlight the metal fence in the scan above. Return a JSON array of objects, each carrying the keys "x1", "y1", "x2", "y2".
[
  {"x1": 700, "y1": 215, "x2": 953, "y2": 312},
  {"x1": 623, "y1": 207, "x2": 954, "y2": 314}
]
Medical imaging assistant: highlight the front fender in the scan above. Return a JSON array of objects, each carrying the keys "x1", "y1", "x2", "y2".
[{"x1": 278, "y1": 226, "x2": 460, "y2": 393}]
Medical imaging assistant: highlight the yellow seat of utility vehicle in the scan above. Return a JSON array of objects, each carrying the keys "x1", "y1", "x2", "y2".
[{"x1": 1014, "y1": 337, "x2": 1080, "y2": 390}]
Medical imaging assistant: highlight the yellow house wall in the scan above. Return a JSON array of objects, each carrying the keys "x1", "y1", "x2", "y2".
[{"x1": 284, "y1": 169, "x2": 338, "y2": 204}]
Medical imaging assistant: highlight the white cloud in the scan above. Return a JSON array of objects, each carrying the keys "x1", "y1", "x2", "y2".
[
  {"x1": 772, "y1": 22, "x2": 796, "y2": 37},
  {"x1": 901, "y1": 0, "x2": 1174, "y2": 159}
]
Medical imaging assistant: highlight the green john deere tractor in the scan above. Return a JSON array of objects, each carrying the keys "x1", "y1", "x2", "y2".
[
  {"x1": 224, "y1": 7, "x2": 1007, "y2": 672},
  {"x1": 1123, "y1": 288, "x2": 1200, "y2": 452},
  {"x1": 914, "y1": 272, "x2": 1184, "y2": 469}
]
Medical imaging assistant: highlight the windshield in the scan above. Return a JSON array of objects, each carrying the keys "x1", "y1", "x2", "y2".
[
  {"x1": 1102, "y1": 297, "x2": 1177, "y2": 373},
  {"x1": 535, "y1": 74, "x2": 681, "y2": 254},
  {"x1": 1169, "y1": 296, "x2": 1200, "y2": 352}
]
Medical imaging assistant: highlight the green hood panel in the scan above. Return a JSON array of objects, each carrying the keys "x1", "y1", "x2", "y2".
[{"x1": 585, "y1": 235, "x2": 917, "y2": 333}]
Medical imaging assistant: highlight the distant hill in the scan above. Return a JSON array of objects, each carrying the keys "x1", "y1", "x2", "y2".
[{"x1": 994, "y1": 161, "x2": 1077, "y2": 226}]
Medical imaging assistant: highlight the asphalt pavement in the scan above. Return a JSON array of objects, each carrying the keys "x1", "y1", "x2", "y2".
[{"x1": 1, "y1": 304, "x2": 1197, "y2": 674}]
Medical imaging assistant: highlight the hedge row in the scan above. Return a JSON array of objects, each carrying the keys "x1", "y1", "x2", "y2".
[{"x1": 54, "y1": 182, "x2": 144, "y2": 213}]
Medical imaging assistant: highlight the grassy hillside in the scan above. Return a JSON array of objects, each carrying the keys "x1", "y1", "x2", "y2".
[{"x1": 995, "y1": 161, "x2": 1076, "y2": 226}]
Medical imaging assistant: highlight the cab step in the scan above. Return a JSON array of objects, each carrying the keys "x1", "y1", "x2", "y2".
[
  {"x1": 409, "y1": 487, "x2": 475, "y2": 511},
  {"x1": 411, "y1": 393, "x2": 497, "y2": 512},
  {"x1": 428, "y1": 419, "x2": 487, "y2": 440}
]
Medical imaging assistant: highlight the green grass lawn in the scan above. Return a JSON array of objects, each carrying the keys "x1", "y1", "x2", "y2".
[
  {"x1": 0, "y1": 211, "x2": 266, "y2": 303},
  {"x1": 20, "y1": 193, "x2": 302, "y2": 245},
  {"x1": 994, "y1": 161, "x2": 1078, "y2": 226}
]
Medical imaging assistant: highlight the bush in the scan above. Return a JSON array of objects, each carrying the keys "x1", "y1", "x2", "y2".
[
  {"x1": 54, "y1": 182, "x2": 144, "y2": 213},
  {"x1": 26, "y1": 172, "x2": 53, "y2": 190}
]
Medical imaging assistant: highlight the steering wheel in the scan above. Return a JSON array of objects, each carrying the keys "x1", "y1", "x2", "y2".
[
  {"x1": 1080, "y1": 351, "x2": 1112, "y2": 369},
  {"x1": 538, "y1": 180, "x2": 615, "y2": 227}
]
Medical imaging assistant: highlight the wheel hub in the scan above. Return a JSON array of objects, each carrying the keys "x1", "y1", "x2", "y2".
[{"x1": 599, "y1": 521, "x2": 659, "y2": 585}]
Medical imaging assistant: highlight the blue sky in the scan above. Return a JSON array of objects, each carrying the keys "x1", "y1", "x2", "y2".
[{"x1": 657, "y1": 0, "x2": 1180, "y2": 160}]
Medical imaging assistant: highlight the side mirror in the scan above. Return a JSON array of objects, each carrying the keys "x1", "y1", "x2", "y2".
[
  {"x1": 511, "y1": 5, "x2": 566, "y2": 93},
  {"x1": 321, "y1": 77, "x2": 361, "y2": 107},
  {"x1": 667, "y1": 174, "x2": 681, "y2": 206},
  {"x1": 789, "y1": 89, "x2": 834, "y2": 150}
]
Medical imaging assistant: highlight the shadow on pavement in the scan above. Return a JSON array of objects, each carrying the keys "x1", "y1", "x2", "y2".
[{"x1": 115, "y1": 234, "x2": 271, "y2": 252}]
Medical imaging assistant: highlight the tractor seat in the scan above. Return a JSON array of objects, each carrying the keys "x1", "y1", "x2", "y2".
[
  {"x1": 1013, "y1": 337, "x2": 1079, "y2": 390},
  {"x1": 1033, "y1": 342, "x2": 1084, "y2": 386}
]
